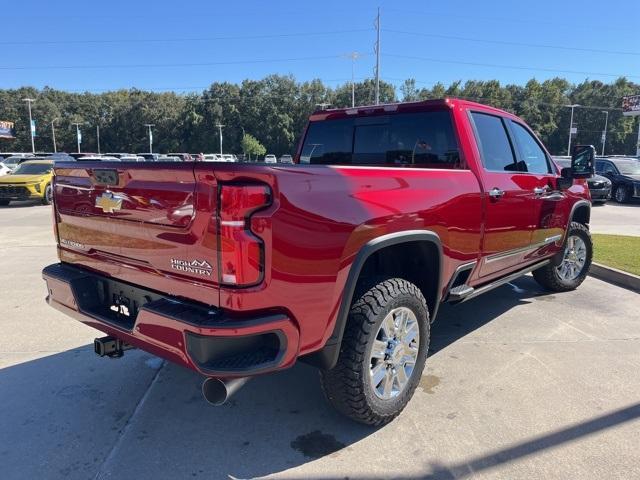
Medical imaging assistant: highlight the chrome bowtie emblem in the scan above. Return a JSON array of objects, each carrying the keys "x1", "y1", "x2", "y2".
[{"x1": 95, "y1": 192, "x2": 123, "y2": 213}]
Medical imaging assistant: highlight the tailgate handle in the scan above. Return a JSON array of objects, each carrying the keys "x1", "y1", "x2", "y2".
[{"x1": 93, "y1": 169, "x2": 119, "y2": 186}]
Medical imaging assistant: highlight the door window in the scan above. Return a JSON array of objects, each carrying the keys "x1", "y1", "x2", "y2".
[
  {"x1": 469, "y1": 112, "x2": 516, "y2": 172},
  {"x1": 509, "y1": 122, "x2": 550, "y2": 174}
]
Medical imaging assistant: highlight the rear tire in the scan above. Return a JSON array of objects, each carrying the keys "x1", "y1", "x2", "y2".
[
  {"x1": 320, "y1": 278, "x2": 430, "y2": 426},
  {"x1": 533, "y1": 222, "x2": 592, "y2": 292},
  {"x1": 0, "y1": 199, "x2": 9, "y2": 206},
  {"x1": 614, "y1": 185, "x2": 629, "y2": 203}
]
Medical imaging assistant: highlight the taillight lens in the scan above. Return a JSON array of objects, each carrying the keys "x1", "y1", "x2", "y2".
[{"x1": 218, "y1": 184, "x2": 270, "y2": 286}]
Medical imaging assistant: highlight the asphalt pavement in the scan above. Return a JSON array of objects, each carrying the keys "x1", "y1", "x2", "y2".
[
  {"x1": 590, "y1": 201, "x2": 640, "y2": 236},
  {"x1": 1, "y1": 201, "x2": 639, "y2": 480}
]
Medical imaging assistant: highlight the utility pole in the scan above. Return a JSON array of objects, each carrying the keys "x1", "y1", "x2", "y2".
[
  {"x1": 374, "y1": 7, "x2": 381, "y2": 105},
  {"x1": 347, "y1": 52, "x2": 360, "y2": 108},
  {"x1": 71, "y1": 122, "x2": 83, "y2": 153},
  {"x1": 144, "y1": 124, "x2": 155, "y2": 153},
  {"x1": 51, "y1": 118, "x2": 59, "y2": 153},
  {"x1": 565, "y1": 104, "x2": 580, "y2": 156},
  {"x1": 23, "y1": 98, "x2": 36, "y2": 153},
  {"x1": 96, "y1": 125, "x2": 101, "y2": 154},
  {"x1": 600, "y1": 110, "x2": 609, "y2": 156},
  {"x1": 216, "y1": 123, "x2": 225, "y2": 155}
]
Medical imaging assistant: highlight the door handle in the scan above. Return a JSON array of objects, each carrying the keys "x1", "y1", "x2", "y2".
[
  {"x1": 489, "y1": 187, "x2": 504, "y2": 199},
  {"x1": 533, "y1": 186, "x2": 549, "y2": 196}
]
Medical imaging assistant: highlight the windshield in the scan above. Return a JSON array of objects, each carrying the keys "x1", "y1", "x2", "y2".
[
  {"x1": 616, "y1": 161, "x2": 640, "y2": 175},
  {"x1": 12, "y1": 163, "x2": 52, "y2": 175},
  {"x1": 4, "y1": 157, "x2": 21, "y2": 166}
]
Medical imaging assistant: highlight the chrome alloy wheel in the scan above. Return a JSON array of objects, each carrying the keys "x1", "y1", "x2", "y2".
[
  {"x1": 369, "y1": 307, "x2": 420, "y2": 400},
  {"x1": 556, "y1": 235, "x2": 587, "y2": 281}
]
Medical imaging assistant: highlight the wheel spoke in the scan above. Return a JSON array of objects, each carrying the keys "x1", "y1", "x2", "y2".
[
  {"x1": 395, "y1": 365, "x2": 408, "y2": 387},
  {"x1": 371, "y1": 340, "x2": 387, "y2": 359},
  {"x1": 382, "y1": 369, "x2": 394, "y2": 398},
  {"x1": 380, "y1": 313, "x2": 395, "y2": 339},
  {"x1": 371, "y1": 363, "x2": 386, "y2": 388},
  {"x1": 403, "y1": 322, "x2": 419, "y2": 345}
]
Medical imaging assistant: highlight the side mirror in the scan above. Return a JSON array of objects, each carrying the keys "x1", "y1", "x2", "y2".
[
  {"x1": 557, "y1": 167, "x2": 573, "y2": 190},
  {"x1": 570, "y1": 145, "x2": 595, "y2": 179}
]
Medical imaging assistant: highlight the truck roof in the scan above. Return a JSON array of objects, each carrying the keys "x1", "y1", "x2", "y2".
[{"x1": 309, "y1": 98, "x2": 517, "y2": 122}]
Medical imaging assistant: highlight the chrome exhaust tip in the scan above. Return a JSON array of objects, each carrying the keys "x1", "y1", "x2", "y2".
[{"x1": 202, "y1": 377, "x2": 249, "y2": 406}]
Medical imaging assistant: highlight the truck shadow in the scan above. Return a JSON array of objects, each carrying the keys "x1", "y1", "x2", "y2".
[{"x1": 0, "y1": 276, "x2": 618, "y2": 479}]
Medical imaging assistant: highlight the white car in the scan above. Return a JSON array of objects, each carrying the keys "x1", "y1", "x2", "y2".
[
  {"x1": 264, "y1": 154, "x2": 277, "y2": 164},
  {"x1": 222, "y1": 154, "x2": 236, "y2": 162},
  {"x1": 120, "y1": 155, "x2": 145, "y2": 162},
  {"x1": 279, "y1": 155, "x2": 293, "y2": 164},
  {"x1": 0, "y1": 162, "x2": 11, "y2": 176},
  {"x1": 2, "y1": 155, "x2": 33, "y2": 172},
  {"x1": 203, "y1": 154, "x2": 226, "y2": 162}
]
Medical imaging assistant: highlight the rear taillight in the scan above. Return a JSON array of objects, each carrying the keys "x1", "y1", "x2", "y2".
[{"x1": 218, "y1": 184, "x2": 270, "y2": 286}]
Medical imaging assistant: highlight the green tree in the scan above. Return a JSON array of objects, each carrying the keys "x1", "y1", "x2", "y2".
[{"x1": 241, "y1": 133, "x2": 266, "y2": 160}]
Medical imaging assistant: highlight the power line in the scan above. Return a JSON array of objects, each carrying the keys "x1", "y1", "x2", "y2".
[
  {"x1": 383, "y1": 53, "x2": 640, "y2": 79},
  {"x1": 0, "y1": 54, "x2": 372, "y2": 71},
  {"x1": 0, "y1": 28, "x2": 373, "y2": 46},
  {"x1": 384, "y1": 29, "x2": 640, "y2": 57}
]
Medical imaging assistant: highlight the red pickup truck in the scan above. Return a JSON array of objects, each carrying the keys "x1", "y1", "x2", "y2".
[{"x1": 43, "y1": 98, "x2": 595, "y2": 425}]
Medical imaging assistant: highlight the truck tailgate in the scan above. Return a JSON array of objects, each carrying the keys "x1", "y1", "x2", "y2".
[{"x1": 53, "y1": 162, "x2": 221, "y2": 306}]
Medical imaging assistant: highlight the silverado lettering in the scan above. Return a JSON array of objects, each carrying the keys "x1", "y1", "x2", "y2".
[{"x1": 43, "y1": 98, "x2": 595, "y2": 425}]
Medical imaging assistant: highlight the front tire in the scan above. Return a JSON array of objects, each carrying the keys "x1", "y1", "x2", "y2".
[
  {"x1": 41, "y1": 184, "x2": 52, "y2": 205},
  {"x1": 0, "y1": 199, "x2": 9, "y2": 206},
  {"x1": 533, "y1": 222, "x2": 592, "y2": 292},
  {"x1": 320, "y1": 278, "x2": 430, "y2": 426},
  {"x1": 614, "y1": 185, "x2": 629, "y2": 203}
]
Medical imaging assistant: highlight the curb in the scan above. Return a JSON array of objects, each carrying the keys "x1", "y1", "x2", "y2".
[{"x1": 588, "y1": 263, "x2": 640, "y2": 294}]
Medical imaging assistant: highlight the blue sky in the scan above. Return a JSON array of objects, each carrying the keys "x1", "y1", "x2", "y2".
[{"x1": 2, "y1": 0, "x2": 639, "y2": 93}]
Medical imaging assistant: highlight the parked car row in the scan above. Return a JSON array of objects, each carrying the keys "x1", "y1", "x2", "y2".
[{"x1": 553, "y1": 155, "x2": 640, "y2": 204}]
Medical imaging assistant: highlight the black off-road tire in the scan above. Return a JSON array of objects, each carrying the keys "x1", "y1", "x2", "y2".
[
  {"x1": 614, "y1": 185, "x2": 630, "y2": 203},
  {"x1": 0, "y1": 199, "x2": 9, "y2": 206},
  {"x1": 319, "y1": 278, "x2": 430, "y2": 426},
  {"x1": 533, "y1": 222, "x2": 592, "y2": 292}
]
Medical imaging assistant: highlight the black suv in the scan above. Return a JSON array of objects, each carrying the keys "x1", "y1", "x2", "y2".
[{"x1": 595, "y1": 157, "x2": 640, "y2": 203}]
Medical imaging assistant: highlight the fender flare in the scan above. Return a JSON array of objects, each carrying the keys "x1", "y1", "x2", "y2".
[
  {"x1": 303, "y1": 230, "x2": 443, "y2": 370},
  {"x1": 552, "y1": 199, "x2": 591, "y2": 265}
]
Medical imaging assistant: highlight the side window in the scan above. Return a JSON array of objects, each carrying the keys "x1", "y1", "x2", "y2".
[
  {"x1": 299, "y1": 119, "x2": 353, "y2": 164},
  {"x1": 595, "y1": 161, "x2": 605, "y2": 174},
  {"x1": 509, "y1": 122, "x2": 550, "y2": 174},
  {"x1": 470, "y1": 112, "x2": 516, "y2": 172},
  {"x1": 300, "y1": 111, "x2": 461, "y2": 168},
  {"x1": 603, "y1": 162, "x2": 616, "y2": 175}
]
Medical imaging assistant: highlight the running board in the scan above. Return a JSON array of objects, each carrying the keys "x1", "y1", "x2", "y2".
[{"x1": 447, "y1": 260, "x2": 550, "y2": 303}]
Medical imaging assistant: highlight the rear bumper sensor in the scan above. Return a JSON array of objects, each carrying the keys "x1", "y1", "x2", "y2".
[{"x1": 42, "y1": 262, "x2": 299, "y2": 376}]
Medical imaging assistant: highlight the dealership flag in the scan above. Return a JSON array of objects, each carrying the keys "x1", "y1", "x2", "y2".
[{"x1": 30, "y1": 119, "x2": 36, "y2": 137}]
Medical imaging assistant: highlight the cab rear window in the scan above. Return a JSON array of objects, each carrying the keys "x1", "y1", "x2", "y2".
[{"x1": 300, "y1": 111, "x2": 461, "y2": 168}]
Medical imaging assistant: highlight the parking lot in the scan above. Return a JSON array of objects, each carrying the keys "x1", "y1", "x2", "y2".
[{"x1": 1, "y1": 202, "x2": 639, "y2": 480}]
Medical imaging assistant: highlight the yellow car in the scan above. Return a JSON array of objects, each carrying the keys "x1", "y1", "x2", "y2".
[{"x1": 0, "y1": 159, "x2": 54, "y2": 206}]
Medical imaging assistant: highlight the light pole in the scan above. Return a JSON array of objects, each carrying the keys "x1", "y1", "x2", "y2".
[
  {"x1": 23, "y1": 98, "x2": 36, "y2": 153},
  {"x1": 96, "y1": 125, "x2": 101, "y2": 154},
  {"x1": 144, "y1": 124, "x2": 155, "y2": 153},
  {"x1": 346, "y1": 52, "x2": 360, "y2": 108},
  {"x1": 601, "y1": 110, "x2": 609, "y2": 156},
  {"x1": 51, "y1": 118, "x2": 59, "y2": 153},
  {"x1": 215, "y1": 123, "x2": 225, "y2": 155},
  {"x1": 565, "y1": 104, "x2": 580, "y2": 156},
  {"x1": 71, "y1": 122, "x2": 83, "y2": 153}
]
